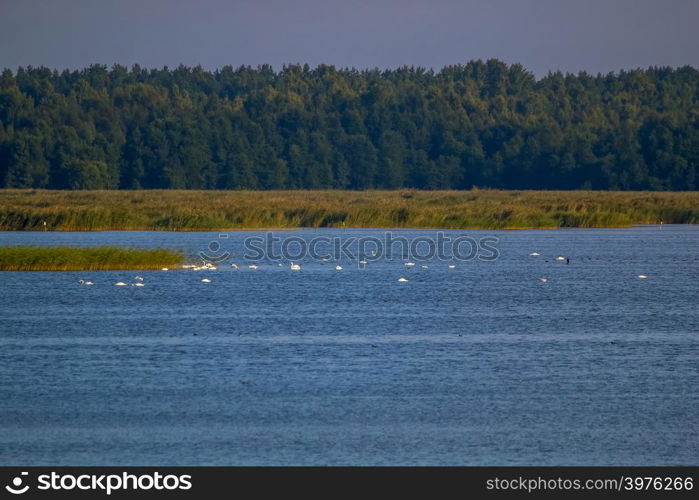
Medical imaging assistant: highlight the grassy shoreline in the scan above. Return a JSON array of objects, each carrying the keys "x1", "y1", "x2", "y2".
[
  {"x1": 0, "y1": 189, "x2": 696, "y2": 231},
  {"x1": 0, "y1": 246, "x2": 184, "y2": 271}
]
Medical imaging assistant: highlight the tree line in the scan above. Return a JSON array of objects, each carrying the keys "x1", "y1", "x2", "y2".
[{"x1": 0, "y1": 60, "x2": 697, "y2": 190}]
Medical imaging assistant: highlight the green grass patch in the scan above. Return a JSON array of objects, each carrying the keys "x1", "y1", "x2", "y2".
[
  {"x1": 0, "y1": 189, "x2": 696, "y2": 231},
  {"x1": 0, "y1": 246, "x2": 184, "y2": 271}
]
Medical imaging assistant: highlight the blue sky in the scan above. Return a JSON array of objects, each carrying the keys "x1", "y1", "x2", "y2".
[{"x1": 1, "y1": 0, "x2": 697, "y2": 76}]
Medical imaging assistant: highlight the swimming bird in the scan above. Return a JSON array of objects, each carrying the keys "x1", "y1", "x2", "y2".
[
  {"x1": 421, "y1": 265, "x2": 429, "y2": 269},
  {"x1": 290, "y1": 262, "x2": 301, "y2": 271},
  {"x1": 78, "y1": 280, "x2": 94, "y2": 286},
  {"x1": 638, "y1": 275, "x2": 648, "y2": 279},
  {"x1": 132, "y1": 283, "x2": 145, "y2": 287},
  {"x1": 529, "y1": 252, "x2": 540, "y2": 256},
  {"x1": 201, "y1": 278, "x2": 211, "y2": 283},
  {"x1": 405, "y1": 262, "x2": 416, "y2": 267},
  {"x1": 115, "y1": 282, "x2": 127, "y2": 286},
  {"x1": 335, "y1": 265, "x2": 343, "y2": 270},
  {"x1": 359, "y1": 260, "x2": 367, "y2": 265},
  {"x1": 397, "y1": 277, "x2": 409, "y2": 282},
  {"x1": 230, "y1": 263, "x2": 239, "y2": 269},
  {"x1": 134, "y1": 276, "x2": 143, "y2": 281},
  {"x1": 161, "y1": 268, "x2": 169, "y2": 271},
  {"x1": 248, "y1": 264, "x2": 258, "y2": 270},
  {"x1": 448, "y1": 264, "x2": 456, "y2": 269},
  {"x1": 556, "y1": 256, "x2": 566, "y2": 261},
  {"x1": 539, "y1": 278, "x2": 548, "y2": 283}
]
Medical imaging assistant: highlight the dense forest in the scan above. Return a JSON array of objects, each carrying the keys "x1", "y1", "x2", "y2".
[{"x1": 0, "y1": 60, "x2": 697, "y2": 190}]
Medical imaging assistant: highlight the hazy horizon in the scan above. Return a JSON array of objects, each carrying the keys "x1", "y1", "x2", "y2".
[{"x1": 1, "y1": 0, "x2": 697, "y2": 77}]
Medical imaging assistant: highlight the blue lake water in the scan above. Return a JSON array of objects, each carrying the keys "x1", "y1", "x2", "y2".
[{"x1": 0, "y1": 226, "x2": 697, "y2": 465}]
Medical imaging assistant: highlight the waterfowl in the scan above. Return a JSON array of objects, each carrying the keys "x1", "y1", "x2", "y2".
[
  {"x1": 78, "y1": 280, "x2": 94, "y2": 286},
  {"x1": 201, "y1": 278, "x2": 211, "y2": 283},
  {"x1": 359, "y1": 260, "x2": 367, "y2": 265},
  {"x1": 132, "y1": 282, "x2": 145, "y2": 287},
  {"x1": 335, "y1": 265, "x2": 343, "y2": 270},
  {"x1": 529, "y1": 252, "x2": 540, "y2": 256},
  {"x1": 405, "y1": 262, "x2": 416, "y2": 267},
  {"x1": 556, "y1": 256, "x2": 566, "y2": 261},
  {"x1": 115, "y1": 282, "x2": 127, "y2": 286},
  {"x1": 290, "y1": 262, "x2": 301, "y2": 271},
  {"x1": 448, "y1": 264, "x2": 456, "y2": 269},
  {"x1": 134, "y1": 276, "x2": 143, "y2": 281},
  {"x1": 539, "y1": 278, "x2": 548, "y2": 283},
  {"x1": 397, "y1": 277, "x2": 409, "y2": 282},
  {"x1": 230, "y1": 263, "x2": 239, "y2": 269},
  {"x1": 638, "y1": 275, "x2": 648, "y2": 279},
  {"x1": 161, "y1": 268, "x2": 169, "y2": 271},
  {"x1": 248, "y1": 264, "x2": 258, "y2": 270}
]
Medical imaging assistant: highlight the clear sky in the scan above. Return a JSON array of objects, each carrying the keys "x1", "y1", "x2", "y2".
[{"x1": 0, "y1": 0, "x2": 697, "y2": 77}]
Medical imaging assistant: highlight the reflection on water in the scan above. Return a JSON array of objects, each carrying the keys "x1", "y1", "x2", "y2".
[{"x1": 0, "y1": 226, "x2": 697, "y2": 465}]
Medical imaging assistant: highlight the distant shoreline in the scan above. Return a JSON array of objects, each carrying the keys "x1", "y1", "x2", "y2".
[{"x1": 0, "y1": 189, "x2": 696, "y2": 231}]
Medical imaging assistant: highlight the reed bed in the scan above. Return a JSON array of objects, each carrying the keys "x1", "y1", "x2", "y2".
[
  {"x1": 0, "y1": 189, "x2": 696, "y2": 231},
  {"x1": 0, "y1": 246, "x2": 184, "y2": 271}
]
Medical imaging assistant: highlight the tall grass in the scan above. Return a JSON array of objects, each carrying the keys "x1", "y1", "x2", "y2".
[
  {"x1": 0, "y1": 246, "x2": 184, "y2": 271},
  {"x1": 0, "y1": 189, "x2": 696, "y2": 231}
]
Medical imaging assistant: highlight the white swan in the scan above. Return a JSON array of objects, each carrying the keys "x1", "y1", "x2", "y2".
[
  {"x1": 638, "y1": 275, "x2": 648, "y2": 279},
  {"x1": 134, "y1": 276, "x2": 143, "y2": 281},
  {"x1": 290, "y1": 262, "x2": 301, "y2": 271},
  {"x1": 161, "y1": 268, "x2": 169, "y2": 271},
  {"x1": 448, "y1": 264, "x2": 456, "y2": 269},
  {"x1": 397, "y1": 277, "x2": 409, "y2": 282},
  {"x1": 556, "y1": 256, "x2": 566, "y2": 261},
  {"x1": 404, "y1": 262, "x2": 416, "y2": 267},
  {"x1": 539, "y1": 277, "x2": 548, "y2": 283},
  {"x1": 248, "y1": 264, "x2": 258, "y2": 270},
  {"x1": 230, "y1": 263, "x2": 239, "y2": 269},
  {"x1": 132, "y1": 283, "x2": 145, "y2": 287},
  {"x1": 359, "y1": 260, "x2": 367, "y2": 265},
  {"x1": 421, "y1": 265, "x2": 429, "y2": 269},
  {"x1": 78, "y1": 280, "x2": 94, "y2": 286},
  {"x1": 201, "y1": 278, "x2": 211, "y2": 283},
  {"x1": 529, "y1": 252, "x2": 540, "y2": 256},
  {"x1": 335, "y1": 265, "x2": 343, "y2": 270},
  {"x1": 115, "y1": 282, "x2": 127, "y2": 286}
]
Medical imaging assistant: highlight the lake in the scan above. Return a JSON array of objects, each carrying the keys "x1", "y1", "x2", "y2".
[{"x1": 0, "y1": 225, "x2": 697, "y2": 465}]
